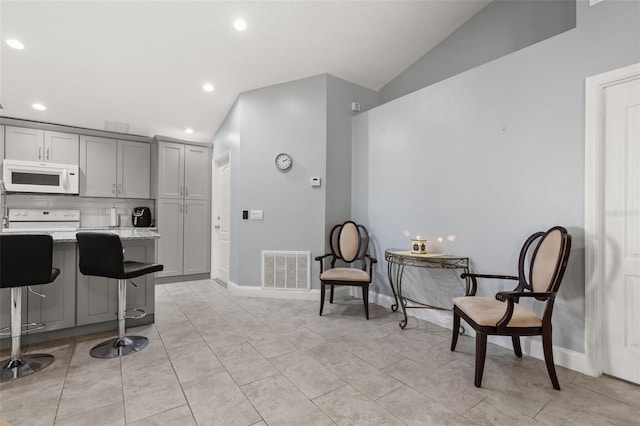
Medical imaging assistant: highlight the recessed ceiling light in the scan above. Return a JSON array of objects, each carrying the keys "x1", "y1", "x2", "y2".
[
  {"x1": 203, "y1": 83, "x2": 214, "y2": 92},
  {"x1": 185, "y1": 128, "x2": 194, "y2": 134},
  {"x1": 6, "y1": 39, "x2": 25, "y2": 50},
  {"x1": 233, "y1": 19, "x2": 247, "y2": 31},
  {"x1": 32, "y1": 103, "x2": 46, "y2": 111}
]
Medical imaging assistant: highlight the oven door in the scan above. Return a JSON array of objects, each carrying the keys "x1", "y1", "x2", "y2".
[{"x1": 2, "y1": 159, "x2": 79, "y2": 194}]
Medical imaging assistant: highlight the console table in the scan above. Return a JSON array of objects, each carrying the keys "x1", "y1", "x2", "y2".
[{"x1": 385, "y1": 249, "x2": 470, "y2": 329}]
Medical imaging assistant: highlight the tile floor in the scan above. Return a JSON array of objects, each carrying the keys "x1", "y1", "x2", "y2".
[{"x1": 1, "y1": 279, "x2": 639, "y2": 425}]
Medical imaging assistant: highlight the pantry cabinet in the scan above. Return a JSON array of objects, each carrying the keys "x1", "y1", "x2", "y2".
[{"x1": 153, "y1": 140, "x2": 210, "y2": 278}]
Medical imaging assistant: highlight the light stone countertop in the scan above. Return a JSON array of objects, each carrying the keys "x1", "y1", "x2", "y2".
[{"x1": 0, "y1": 227, "x2": 160, "y2": 243}]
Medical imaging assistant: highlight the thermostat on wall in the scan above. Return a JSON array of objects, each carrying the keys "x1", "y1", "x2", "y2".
[{"x1": 310, "y1": 177, "x2": 321, "y2": 187}]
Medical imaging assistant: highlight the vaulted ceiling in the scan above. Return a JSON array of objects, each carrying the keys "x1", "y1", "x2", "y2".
[{"x1": 1, "y1": 1, "x2": 489, "y2": 143}]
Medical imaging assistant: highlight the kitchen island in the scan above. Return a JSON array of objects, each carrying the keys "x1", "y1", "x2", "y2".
[{"x1": 0, "y1": 228, "x2": 160, "y2": 348}]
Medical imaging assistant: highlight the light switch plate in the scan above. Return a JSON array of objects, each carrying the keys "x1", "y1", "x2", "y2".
[
  {"x1": 310, "y1": 177, "x2": 321, "y2": 187},
  {"x1": 250, "y1": 210, "x2": 263, "y2": 220}
]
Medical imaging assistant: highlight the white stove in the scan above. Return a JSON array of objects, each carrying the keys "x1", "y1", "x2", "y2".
[{"x1": 4, "y1": 209, "x2": 80, "y2": 232}]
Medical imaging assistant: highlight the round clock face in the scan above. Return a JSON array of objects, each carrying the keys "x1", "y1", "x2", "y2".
[{"x1": 275, "y1": 153, "x2": 292, "y2": 171}]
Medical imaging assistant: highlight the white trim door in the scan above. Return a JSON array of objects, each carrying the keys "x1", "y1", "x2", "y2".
[
  {"x1": 211, "y1": 152, "x2": 231, "y2": 284},
  {"x1": 585, "y1": 63, "x2": 640, "y2": 382}
]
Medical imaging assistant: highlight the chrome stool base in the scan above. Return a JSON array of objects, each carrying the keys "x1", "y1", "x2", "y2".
[
  {"x1": 0, "y1": 354, "x2": 55, "y2": 382},
  {"x1": 90, "y1": 335, "x2": 149, "y2": 359}
]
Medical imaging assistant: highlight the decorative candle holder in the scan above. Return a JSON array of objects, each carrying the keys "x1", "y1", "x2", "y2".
[{"x1": 411, "y1": 237, "x2": 427, "y2": 254}]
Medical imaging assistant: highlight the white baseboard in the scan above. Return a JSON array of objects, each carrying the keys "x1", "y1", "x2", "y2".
[
  {"x1": 360, "y1": 289, "x2": 589, "y2": 375},
  {"x1": 227, "y1": 281, "x2": 349, "y2": 301}
]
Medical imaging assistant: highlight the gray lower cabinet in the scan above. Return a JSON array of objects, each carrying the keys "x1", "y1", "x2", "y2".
[
  {"x1": 157, "y1": 198, "x2": 209, "y2": 277},
  {"x1": 0, "y1": 243, "x2": 76, "y2": 334},
  {"x1": 184, "y1": 200, "x2": 209, "y2": 275},
  {"x1": 76, "y1": 239, "x2": 156, "y2": 326}
]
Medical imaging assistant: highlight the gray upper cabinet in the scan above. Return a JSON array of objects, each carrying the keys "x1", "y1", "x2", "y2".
[
  {"x1": 157, "y1": 142, "x2": 184, "y2": 199},
  {"x1": 118, "y1": 140, "x2": 150, "y2": 199},
  {"x1": 5, "y1": 126, "x2": 79, "y2": 164},
  {"x1": 80, "y1": 136, "x2": 118, "y2": 197},
  {"x1": 80, "y1": 136, "x2": 150, "y2": 199},
  {"x1": 184, "y1": 145, "x2": 209, "y2": 200},
  {"x1": 157, "y1": 142, "x2": 208, "y2": 200}
]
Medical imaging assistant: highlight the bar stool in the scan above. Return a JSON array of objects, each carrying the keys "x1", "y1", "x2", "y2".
[
  {"x1": 76, "y1": 232, "x2": 163, "y2": 358},
  {"x1": 0, "y1": 234, "x2": 59, "y2": 382}
]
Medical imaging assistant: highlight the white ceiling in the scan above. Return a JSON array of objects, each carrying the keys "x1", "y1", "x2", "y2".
[{"x1": 0, "y1": 1, "x2": 489, "y2": 143}]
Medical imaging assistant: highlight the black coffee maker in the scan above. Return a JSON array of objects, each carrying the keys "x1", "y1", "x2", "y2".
[{"x1": 132, "y1": 207, "x2": 152, "y2": 227}]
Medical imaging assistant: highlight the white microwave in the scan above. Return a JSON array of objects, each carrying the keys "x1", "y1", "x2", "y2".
[{"x1": 2, "y1": 159, "x2": 79, "y2": 194}]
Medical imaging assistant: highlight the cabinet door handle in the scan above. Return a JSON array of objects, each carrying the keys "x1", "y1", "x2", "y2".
[
  {"x1": 118, "y1": 184, "x2": 123, "y2": 194},
  {"x1": 214, "y1": 225, "x2": 220, "y2": 229},
  {"x1": 179, "y1": 205, "x2": 183, "y2": 213},
  {"x1": 185, "y1": 187, "x2": 189, "y2": 197},
  {"x1": 112, "y1": 184, "x2": 116, "y2": 194},
  {"x1": 185, "y1": 205, "x2": 189, "y2": 214},
  {"x1": 46, "y1": 148, "x2": 50, "y2": 160},
  {"x1": 38, "y1": 147, "x2": 42, "y2": 160}
]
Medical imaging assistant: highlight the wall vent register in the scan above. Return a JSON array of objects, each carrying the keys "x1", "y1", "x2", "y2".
[{"x1": 262, "y1": 250, "x2": 310, "y2": 291}]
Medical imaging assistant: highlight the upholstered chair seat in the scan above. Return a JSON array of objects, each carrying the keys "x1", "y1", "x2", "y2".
[
  {"x1": 320, "y1": 268, "x2": 370, "y2": 282},
  {"x1": 452, "y1": 297, "x2": 542, "y2": 328}
]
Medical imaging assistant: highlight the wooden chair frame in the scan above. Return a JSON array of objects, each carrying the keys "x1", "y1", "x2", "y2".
[
  {"x1": 451, "y1": 226, "x2": 572, "y2": 390},
  {"x1": 315, "y1": 221, "x2": 377, "y2": 319}
]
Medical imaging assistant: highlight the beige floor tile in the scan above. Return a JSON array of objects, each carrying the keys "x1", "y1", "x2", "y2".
[
  {"x1": 183, "y1": 371, "x2": 261, "y2": 426},
  {"x1": 54, "y1": 401, "x2": 125, "y2": 426},
  {"x1": 127, "y1": 404, "x2": 196, "y2": 426},
  {"x1": 313, "y1": 384, "x2": 405, "y2": 425},
  {"x1": 535, "y1": 382, "x2": 640, "y2": 426},
  {"x1": 0, "y1": 394, "x2": 60, "y2": 426},
  {"x1": 327, "y1": 352, "x2": 403, "y2": 400},
  {"x1": 122, "y1": 362, "x2": 186, "y2": 423},
  {"x1": 572, "y1": 373, "x2": 640, "y2": 408},
  {"x1": 56, "y1": 369, "x2": 123, "y2": 420},
  {"x1": 335, "y1": 333, "x2": 405, "y2": 369},
  {"x1": 214, "y1": 342, "x2": 278, "y2": 385},
  {"x1": 242, "y1": 374, "x2": 333, "y2": 426},
  {"x1": 156, "y1": 320, "x2": 203, "y2": 349},
  {"x1": 253, "y1": 336, "x2": 298, "y2": 359},
  {"x1": 165, "y1": 340, "x2": 225, "y2": 383},
  {"x1": 280, "y1": 327, "x2": 327, "y2": 351},
  {"x1": 270, "y1": 350, "x2": 346, "y2": 399},
  {"x1": 198, "y1": 324, "x2": 247, "y2": 350},
  {"x1": 382, "y1": 358, "x2": 487, "y2": 415},
  {"x1": 377, "y1": 385, "x2": 475, "y2": 425},
  {"x1": 464, "y1": 398, "x2": 544, "y2": 425}
]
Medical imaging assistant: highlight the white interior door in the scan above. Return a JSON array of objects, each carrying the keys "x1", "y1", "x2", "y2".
[
  {"x1": 602, "y1": 76, "x2": 640, "y2": 384},
  {"x1": 212, "y1": 153, "x2": 230, "y2": 284}
]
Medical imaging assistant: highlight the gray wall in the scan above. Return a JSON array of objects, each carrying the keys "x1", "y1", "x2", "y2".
[
  {"x1": 379, "y1": 0, "x2": 577, "y2": 104},
  {"x1": 352, "y1": 0, "x2": 640, "y2": 353},
  {"x1": 213, "y1": 74, "x2": 378, "y2": 288},
  {"x1": 325, "y1": 75, "x2": 379, "y2": 250}
]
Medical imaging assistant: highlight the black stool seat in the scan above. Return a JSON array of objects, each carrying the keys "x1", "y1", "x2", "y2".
[
  {"x1": 76, "y1": 232, "x2": 163, "y2": 359},
  {"x1": 1, "y1": 234, "x2": 59, "y2": 382},
  {"x1": 123, "y1": 261, "x2": 164, "y2": 279}
]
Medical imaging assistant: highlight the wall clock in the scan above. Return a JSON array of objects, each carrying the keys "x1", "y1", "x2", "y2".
[{"x1": 275, "y1": 153, "x2": 292, "y2": 171}]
